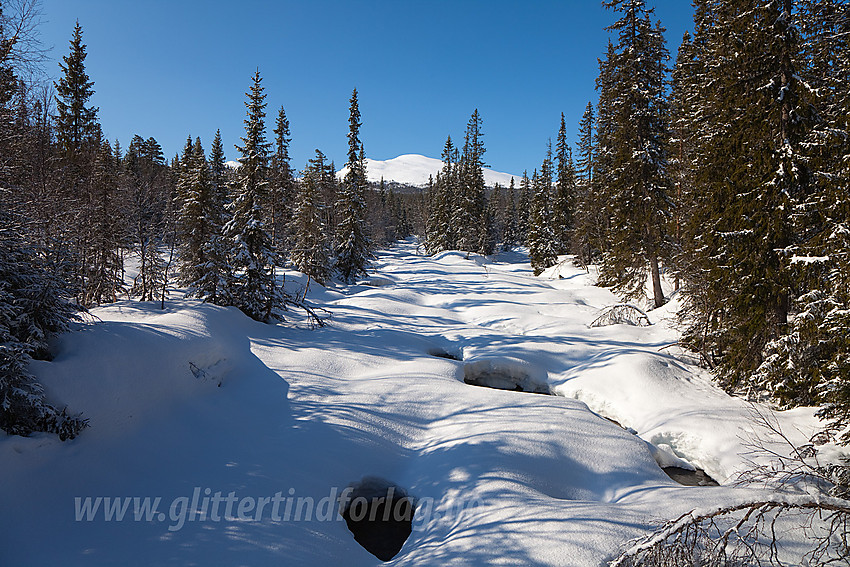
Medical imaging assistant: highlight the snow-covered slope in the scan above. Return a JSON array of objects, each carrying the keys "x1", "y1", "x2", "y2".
[
  {"x1": 337, "y1": 154, "x2": 521, "y2": 187},
  {"x1": 0, "y1": 242, "x2": 841, "y2": 566}
]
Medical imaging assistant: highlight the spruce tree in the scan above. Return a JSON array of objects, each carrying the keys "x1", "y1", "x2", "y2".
[
  {"x1": 576, "y1": 102, "x2": 595, "y2": 184},
  {"x1": 208, "y1": 128, "x2": 229, "y2": 206},
  {"x1": 528, "y1": 146, "x2": 558, "y2": 275},
  {"x1": 176, "y1": 136, "x2": 229, "y2": 303},
  {"x1": 744, "y1": 0, "x2": 850, "y2": 434},
  {"x1": 222, "y1": 69, "x2": 282, "y2": 322},
  {"x1": 291, "y1": 150, "x2": 333, "y2": 285},
  {"x1": 270, "y1": 105, "x2": 295, "y2": 254},
  {"x1": 335, "y1": 89, "x2": 371, "y2": 283},
  {"x1": 54, "y1": 22, "x2": 98, "y2": 159},
  {"x1": 574, "y1": 102, "x2": 596, "y2": 265},
  {"x1": 427, "y1": 136, "x2": 458, "y2": 253},
  {"x1": 0, "y1": 207, "x2": 87, "y2": 439},
  {"x1": 553, "y1": 114, "x2": 577, "y2": 254},
  {"x1": 597, "y1": 1, "x2": 671, "y2": 308},
  {"x1": 668, "y1": 31, "x2": 700, "y2": 287},
  {"x1": 808, "y1": 0, "x2": 850, "y2": 441},
  {"x1": 675, "y1": 0, "x2": 824, "y2": 393},
  {"x1": 82, "y1": 135, "x2": 125, "y2": 306},
  {"x1": 54, "y1": 21, "x2": 103, "y2": 305},
  {"x1": 502, "y1": 177, "x2": 519, "y2": 250},
  {"x1": 454, "y1": 110, "x2": 490, "y2": 254},
  {"x1": 517, "y1": 170, "x2": 531, "y2": 245}
]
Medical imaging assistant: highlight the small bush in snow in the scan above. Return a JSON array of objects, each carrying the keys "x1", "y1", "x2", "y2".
[{"x1": 591, "y1": 304, "x2": 652, "y2": 328}]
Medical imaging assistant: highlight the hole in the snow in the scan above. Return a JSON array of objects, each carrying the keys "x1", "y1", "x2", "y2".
[
  {"x1": 648, "y1": 439, "x2": 720, "y2": 487},
  {"x1": 463, "y1": 360, "x2": 551, "y2": 395},
  {"x1": 428, "y1": 347, "x2": 462, "y2": 361},
  {"x1": 339, "y1": 477, "x2": 415, "y2": 562},
  {"x1": 662, "y1": 466, "x2": 719, "y2": 487}
]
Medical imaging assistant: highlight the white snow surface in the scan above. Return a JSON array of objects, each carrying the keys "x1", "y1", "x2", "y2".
[
  {"x1": 1, "y1": 241, "x2": 842, "y2": 566},
  {"x1": 337, "y1": 153, "x2": 521, "y2": 188}
]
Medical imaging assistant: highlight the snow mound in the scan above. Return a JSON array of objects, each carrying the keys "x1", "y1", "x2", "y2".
[{"x1": 554, "y1": 351, "x2": 823, "y2": 484}]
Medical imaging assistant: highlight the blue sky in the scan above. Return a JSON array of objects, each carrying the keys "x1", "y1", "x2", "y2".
[{"x1": 38, "y1": 0, "x2": 694, "y2": 176}]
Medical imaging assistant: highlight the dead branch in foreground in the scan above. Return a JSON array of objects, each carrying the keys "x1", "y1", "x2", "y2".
[{"x1": 610, "y1": 499, "x2": 850, "y2": 567}]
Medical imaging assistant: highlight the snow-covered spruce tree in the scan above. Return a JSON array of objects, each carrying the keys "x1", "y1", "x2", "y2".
[
  {"x1": 576, "y1": 102, "x2": 595, "y2": 185},
  {"x1": 0, "y1": 205, "x2": 87, "y2": 439},
  {"x1": 176, "y1": 136, "x2": 229, "y2": 303},
  {"x1": 552, "y1": 113, "x2": 577, "y2": 254},
  {"x1": 335, "y1": 88, "x2": 371, "y2": 283},
  {"x1": 812, "y1": 0, "x2": 850, "y2": 442},
  {"x1": 573, "y1": 101, "x2": 604, "y2": 266},
  {"x1": 222, "y1": 69, "x2": 283, "y2": 322},
  {"x1": 81, "y1": 135, "x2": 125, "y2": 306},
  {"x1": 667, "y1": 30, "x2": 701, "y2": 291},
  {"x1": 426, "y1": 136, "x2": 458, "y2": 254},
  {"x1": 0, "y1": 5, "x2": 85, "y2": 439},
  {"x1": 501, "y1": 177, "x2": 520, "y2": 251},
  {"x1": 269, "y1": 105, "x2": 295, "y2": 255},
  {"x1": 674, "y1": 0, "x2": 826, "y2": 394},
  {"x1": 208, "y1": 128, "x2": 229, "y2": 209},
  {"x1": 528, "y1": 146, "x2": 558, "y2": 275},
  {"x1": 53, "y1": 20, "x2": 103, "y2": 306},
  {"x1": 596, "y1": 0, "x2": 671, "y2": 309},
  {"x1": 748, "y1": 0, "x2": 850, "y2": 434},
  {"x1": 453, "y1": 110, "x2": 491, "y2": 255},
  {"x1": 517, "y1": 169, "x2": 531, "y2": 246},
  {"x1": 291, "y1": 149, "x2": 333, "y2": 285},
  {"x1": 54, "y1": 21, "x2": 98, "y2": 161},
  {"x1": 578, "y1": 45, "x2": 618, "y2": 268}
]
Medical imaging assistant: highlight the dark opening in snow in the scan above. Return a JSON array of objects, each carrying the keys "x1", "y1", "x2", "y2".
[
  {"x1": 428, "y1": 348, "x2": 462, "y2": 361},
  {"x1": 662, "y1": 466, "x2": 719, "y2": 487},
  {"x1": 340, "y1": 477, "x2": 415, "y2": 562},
  {"x1": 462, "y1": 360, "x2": 551, "y2": 395}
]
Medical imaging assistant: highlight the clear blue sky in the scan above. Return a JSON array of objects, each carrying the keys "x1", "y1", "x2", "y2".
[{"x1": 37, "y1": 0, "x2": 694, "y2": 176}]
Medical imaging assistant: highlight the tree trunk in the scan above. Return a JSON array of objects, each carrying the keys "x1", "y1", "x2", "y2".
[{"x1": 650, "y1": 255, "x2": 665, "y2": 309}]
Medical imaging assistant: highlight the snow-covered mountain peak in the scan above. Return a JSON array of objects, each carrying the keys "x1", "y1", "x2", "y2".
[{"x1": 337, "y1": 153, "x2": 521, "y2": 188}]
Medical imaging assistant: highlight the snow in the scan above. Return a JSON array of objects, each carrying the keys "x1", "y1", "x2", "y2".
[
  {"x1": 336, "y1": 154, "x2": 521, "y2": 188},
  {"x1": 791, "y1": 255, "x2": 830, "y2": 264},
  {"x1": 1, "y1": 240, "x2": 843, "y2": 566}
]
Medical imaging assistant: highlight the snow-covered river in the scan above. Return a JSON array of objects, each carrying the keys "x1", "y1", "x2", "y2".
[{"x1": 0, "y1": 240, "x2": 834, "y2": 565}]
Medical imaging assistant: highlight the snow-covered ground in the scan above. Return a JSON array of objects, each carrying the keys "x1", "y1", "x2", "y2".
[
  {"x1": 1, "y1": 240, "x2": 842, "y2": 566},
  {"x1": 337, "y1": 154, "x2": 521, "y2": 188}
]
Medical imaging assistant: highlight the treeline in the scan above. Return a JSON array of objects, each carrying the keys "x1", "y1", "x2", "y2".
[{"x1": 0, "y1": 7, "x2": 411, "y2": 437}]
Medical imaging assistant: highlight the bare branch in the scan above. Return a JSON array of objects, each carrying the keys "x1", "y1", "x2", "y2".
[
  {"x1": 611, "y1": 499, "x2": 850, "y2": 567},
  {"x1": 0, "y1": 0, "x2": 47, "y2": 74}
]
